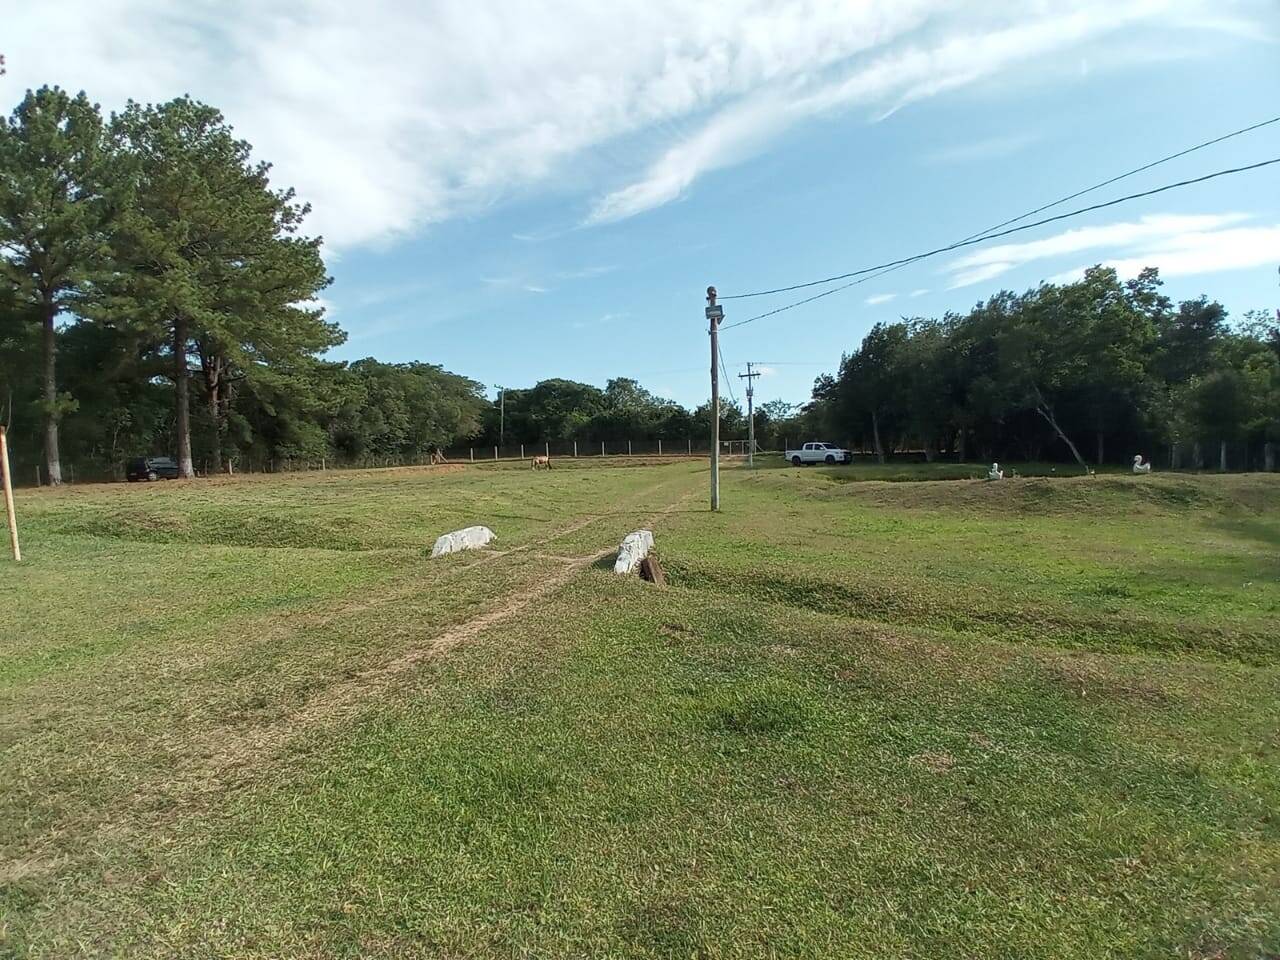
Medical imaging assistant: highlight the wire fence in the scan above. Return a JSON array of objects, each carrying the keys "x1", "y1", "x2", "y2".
[
  {"x1": 5, "y1": 439, "x2": 726, "y2": 487},
  {"x1": 7, "y1": 436, "x2": 1276, "y2": 487}
]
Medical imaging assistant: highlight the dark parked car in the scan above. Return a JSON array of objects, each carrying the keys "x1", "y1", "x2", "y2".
[{"x1": 125, "y1": 456, "x2": 181, "y2": 482}]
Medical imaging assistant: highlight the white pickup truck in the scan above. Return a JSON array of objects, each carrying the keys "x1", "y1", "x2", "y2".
[{"x1": 786, "y1": 442, "x2": 853, "y2": 466}]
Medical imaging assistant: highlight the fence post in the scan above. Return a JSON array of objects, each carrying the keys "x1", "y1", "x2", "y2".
[
  {"x1": 520, "y1": 443, "x2": 525, "y2": 460},
  {"x1": 1, "y1": 427, "x2": 20, "y2": 561},
  {"x1": 494, "y1": 446, "x2": 498, "y2": 461},
  {"x1": 35, "y1": 465, "x2": 40, "y2": 487},
  {"x1": 628, "y1": 440, "x2": 632, "y2": 456},
  {"x1": 687, "y1": 438, "x2": 692, "y2": 456},
  {"x1": 601, "y1": 441, "x2": 605, "y2": 457},
  {"x1": 545, "y1": 442, "x2": 550, "y2": 458},
  {"x1": 469, "y1": 448, "x2": 474, "y2": 462},
  {"x1": 658, "y1": 439, "x2": 662, "y2": 456},
  {"x1": 573, "y1": 441, "x2": 577, "y2": 458}
]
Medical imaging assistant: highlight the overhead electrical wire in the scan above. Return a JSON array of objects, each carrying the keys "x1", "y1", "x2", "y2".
[
  {"x1": 718, "y1": 156, "x2": 1280, "y2": 330},
  {"x1": 722, "y1": 115, "x2": 1279, "y2": 304},
  {"x1": 717, "y1": 341, "x2": 738, "y2": 405}
]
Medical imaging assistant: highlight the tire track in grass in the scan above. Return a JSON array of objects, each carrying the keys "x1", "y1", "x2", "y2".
[
  {"x1": 9, "y1": 471, "x2": 702, "y2": 879},
  {"x1": 194, "y1": 479, "x2": 700, "y2": 772}
]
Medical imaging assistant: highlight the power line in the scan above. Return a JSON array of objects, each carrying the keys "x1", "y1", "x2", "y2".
[
  {"x1": 964, "y1": 114, "x2": 1280, "y2": 245},
  {"x1": 718, "y1": 156, "x2": 1280, "y2": 330},
  {"x1": 718, "y1": 341, "x2": 738, "y2": 406},
  {"x1": 724, "y1": 156, "x2": 1279, "y2": 303},
  {"x1": 723, "y1": 115, "x2": 1279, "y2": 303},
  {"x1": 814, "y1": 114, "x2": 1280, "y2": 303}
]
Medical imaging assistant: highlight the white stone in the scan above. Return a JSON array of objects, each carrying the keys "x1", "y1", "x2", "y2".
[
  {"x1": 613, "y1": 529, "x2": 654, "y2": 575},
  {"x1": 430, "y1": 525, "x2": 496, "y2": 557}
]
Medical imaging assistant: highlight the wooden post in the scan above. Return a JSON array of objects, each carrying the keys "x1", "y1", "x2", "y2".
[
  {"x1": 687, "y1": 438, "x2": 691, "y2": 456},
  {"x1": 520, "y1": 443, "x2": 525, "y2": 460},
  {"x1": 573, "y1": 441, "x2": 577, "y2": 458},
  {"x1": 545, "y1": 442, "x2": 550, "y2": 458},
  {"x1": 658, "y1": 439, "x2": 662, "y2": 455},
  {"x1": 1, "y1": 427, "x2": 20, "y2": 562},
  {"x1": 470, "y1": 447, "x2": 474, "y2": 462},
  {"x1": 494, "y1": 446, "x2": 498, "y2": 461},
  {"x1": 35, "y1": 465, "x2": 40, "y2": 487},
  {"x1": 628, "y1": 440, "x2": 632, "y2": 456},
  {"x1": 601, "y1": 441, "x2": 605, "y2": 457}
]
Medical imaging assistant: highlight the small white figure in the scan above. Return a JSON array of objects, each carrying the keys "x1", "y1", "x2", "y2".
[
  {"x1": 1132, "y1": 454, "x2": 1152, "y2": 474},
  {"x1": 986, "y1": 462, "x2": 1004, "y2": 480}
]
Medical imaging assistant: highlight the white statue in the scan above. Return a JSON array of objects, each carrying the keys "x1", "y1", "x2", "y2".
[
  {"x1": 1132, "y1": 454, "x2": 1152, "y2": 474},
  {"x1": 986, "y1": 462, "x2": 1004, "y2": 480}
]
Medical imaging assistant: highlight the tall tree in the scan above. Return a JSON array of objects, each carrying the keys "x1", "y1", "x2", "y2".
[
  {"x1": 0, "y1": 87, "x2": 117, "y2": 483},
  {"x1": 109, "y1": 96, "x2": 332, "y2": 477}
]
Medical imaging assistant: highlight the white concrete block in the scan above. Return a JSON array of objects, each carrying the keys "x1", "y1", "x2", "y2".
[
  {"x1": 614, "y1": 529, "x2": 654, "y2": 575},
  {"x1": 430, "y1": 525, "x2": 496, "y2": 558}
]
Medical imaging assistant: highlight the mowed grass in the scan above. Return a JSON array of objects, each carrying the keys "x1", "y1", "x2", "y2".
[{"x1": 1, "y1": 459, "x2": 1278, "y2": 958}]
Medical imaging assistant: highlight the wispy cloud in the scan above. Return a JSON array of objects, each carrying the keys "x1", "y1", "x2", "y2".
[
  {"x1": 865, "y1": 293, "x2": 897, "y2": 306},
  {"x1": 1049, "y1": 223, "x2": 1280, "y2": 284},
  {"x1": 943, "y1": 213, "x2": 1253, "y2": 288},
  {"x1": 909, "y1": 288, "x2": 930, "y2": 298},
  {"x1": 571, "y1": 311, "x2": 630, "y2": 330},
  {"x1": 555, "y1": 265, "x2": 617, "y2": 280},
  {"x1": 523, "y1": 284, "x2": 550, "y2": 294},
  {"x1": 923, "y1": 133, "x2": 1040, "y2": 165},
  {"x1": 585, "y1": 1, "x2": 1250, "y2": 224},
  {"x1": 6, "y1": 1, "x2": 1261, "y2": 247}
]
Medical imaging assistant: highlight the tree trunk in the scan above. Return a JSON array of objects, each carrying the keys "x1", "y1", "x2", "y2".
[
  {"x1": 174, "y1": 316, "x2": 194, "y2": 478},
  {"x1": 1219, "y1": 439, "x2": 1227, "y2": 473},
  {"x1": 42, "y1": 298, "x2": 63, "y2": 485},
  {"x1": 201, "y1": 349, "x2": 224, "y2": 475},
  {"x1": 1170, "y1": 443, "x2": 1178, "y2": 470},
  {"x1": 1264, "y1": 442, "x2": 1275, "y2": 472},
  {"x1": 1033, "y1": 393, "x2": 1088, "y2": 474},
  {"x1": 1192, "y1": 441, "x2": 1203, "y2": 470},
  {"x1": 871, "y1": 410, "x2": 885, "y2": 464},
  {"x1": 957, "y1": 430, "x2": 967, "y2": 463}
]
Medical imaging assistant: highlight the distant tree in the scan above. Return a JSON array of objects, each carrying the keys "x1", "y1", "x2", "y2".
[
  {"x1": 0, "y1": 87, "x2": 118, "y2": 483},
  {"x1": 1189, "y1": 368, "x2": 1253, "y2": 471}
]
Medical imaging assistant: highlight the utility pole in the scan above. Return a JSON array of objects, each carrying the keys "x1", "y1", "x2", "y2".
[
  {"x1": 706, "y1": 286, "x2": 724, "y2": 511},
  {"x1": 739, "y1": 361, "x2": 761, "y2": 468},
  {"x1": 494, "y1": 385, "x2": 505, "y2": 448}
]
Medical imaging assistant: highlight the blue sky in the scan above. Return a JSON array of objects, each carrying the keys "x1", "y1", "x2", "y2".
[{"x1": 7, "y1": 1, "x2": 1279, "y2": 408}]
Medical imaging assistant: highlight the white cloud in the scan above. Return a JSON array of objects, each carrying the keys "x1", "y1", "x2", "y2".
[
  {"x1": 1048, "y1": 224, "x2": 1280, "y2": 284},
  {"x1": 587, "y1": 0, "x2": 1251, "y2": 224},
  {"x1": 755, "y1": 365, "x2": 778, "y2": 376},
  {"x1": 909, "y1": 288, "x2": 930, "y2": 297},
  {"x1": 944, "y1": 213, "x2": 1251, "y2": 288},
  {"x1": 865, "y1": 293, "x2": 897, "y2": 305},
  {"x1": 3, "y1": 0, "x2": 1262, "y2": 247},
  {"x1": 924, "y1": 133, "x2": 1040, "y2": 165}
]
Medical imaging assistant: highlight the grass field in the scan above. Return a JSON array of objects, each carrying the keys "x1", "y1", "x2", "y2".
[{"x1": 2, "y1": 459, "x2": 1279, "y2": 958}]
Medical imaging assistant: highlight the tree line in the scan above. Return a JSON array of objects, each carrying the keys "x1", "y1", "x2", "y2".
[
  {"x1": 795, "y1": 267, "x2": 1280, "y2": 470},
  {"x1": 3, "y1": 87, "x2": 1277, "y2": 483}
]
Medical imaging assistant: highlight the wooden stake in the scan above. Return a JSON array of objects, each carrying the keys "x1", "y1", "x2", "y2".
[{"x1": 1, "y1": 426, "x2": 20, "y2": 562}]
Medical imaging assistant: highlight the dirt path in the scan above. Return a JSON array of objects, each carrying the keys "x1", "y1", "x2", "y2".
[{"x1": 11, "y1": 472, "x2": 702, "y2": 874}]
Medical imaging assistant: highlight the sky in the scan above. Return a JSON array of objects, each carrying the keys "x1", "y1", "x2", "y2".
[{"x1": 4, "y1": 0, "x2": 1279, "y2": 409}]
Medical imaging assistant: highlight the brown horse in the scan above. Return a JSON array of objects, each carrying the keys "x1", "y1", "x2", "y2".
[{"x1": 531, "y1": 454, "x2": 551, "y2": 470}]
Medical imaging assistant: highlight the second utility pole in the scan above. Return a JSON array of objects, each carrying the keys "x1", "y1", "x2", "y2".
[
  {"x1": 739, "y1": 361, "x2": 760, "y2": 468},
  {"x1": 706, "y1": 286, "x2": 723, "y2": 511}
]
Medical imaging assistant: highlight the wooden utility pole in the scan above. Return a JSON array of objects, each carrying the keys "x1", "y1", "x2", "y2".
[
  {"x1": 1, "y1": 426, "x2": 20, "y2": 561},
  {"x1": 706, "y1": 286, "x2": 724, "y2": 511},
  {"x1": 739, "y1": 361, "x2": 761, "y2": 468}
]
